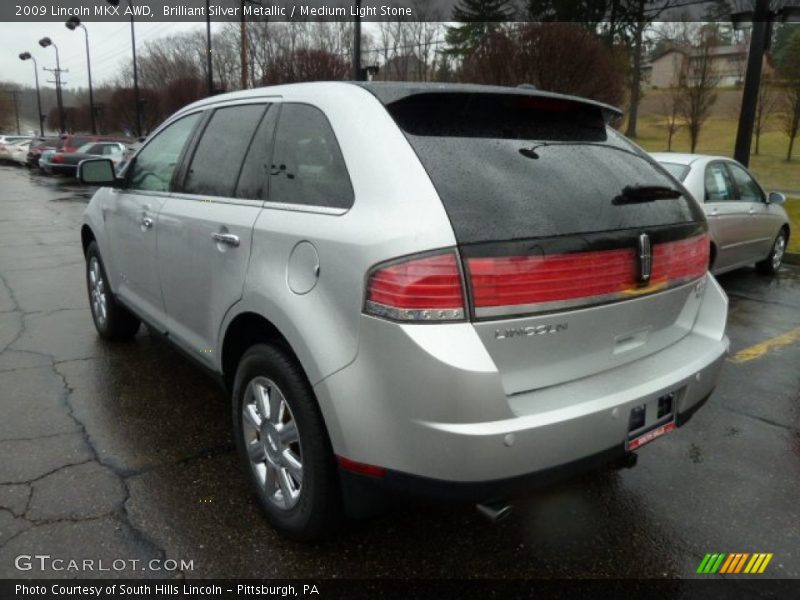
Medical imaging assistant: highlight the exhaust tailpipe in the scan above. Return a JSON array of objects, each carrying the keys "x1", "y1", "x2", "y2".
[{"x1": 476, "y1": 501, "x2": 513, "y2": 523}]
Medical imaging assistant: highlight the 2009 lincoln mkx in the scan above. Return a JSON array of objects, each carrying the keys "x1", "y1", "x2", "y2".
[{"x1": 77, "y1": 82, "x2": 729, "y2": 540}]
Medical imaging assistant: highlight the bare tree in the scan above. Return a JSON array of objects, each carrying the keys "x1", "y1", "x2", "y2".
[
  {"x1": 677, "y1": 26, "x2": 722, "y2": 153},
  {"x1": 754, "y1": 74, "x2": 780, "y2": 155},
  {"x1": 660, "y1": 87, "x2": 683, "y2": 151},
  {"x1": 0, "y1": 85, "x2": 15, "y2": 132},
  {"x1": 777, "y1": 28, "x2": 800, "y2": 161},
  {"x1": 781, "y1": 83, "x2": 800, "y2": 161}
]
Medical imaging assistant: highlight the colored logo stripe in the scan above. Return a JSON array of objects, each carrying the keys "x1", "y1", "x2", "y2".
[{"x1": 697, "y1": 553, "x2": 773, "y2": 574}]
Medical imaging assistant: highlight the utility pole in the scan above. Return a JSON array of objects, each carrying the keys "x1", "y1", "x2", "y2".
[
  {"x1": 240, "y1": 0, "x2": 248, "y2": 89},
  {"x1": 352, "y1": 0, "x2": 362, "y2": 81},
  {"x1": 206, "y1": 0, "x2": 214, "y2": 95},
  {"x1": 42, "y1": 66, "x2": 68, "y2": 133},
  {"x1": 39, "y1": 37, "x2": 67, "y2": 134},
  {"x1": 733, "y1": 0, "x2": 770, "y2": 167},
  {"x1": 7, "y1": 90, "x2": 22, "y2": 135}
]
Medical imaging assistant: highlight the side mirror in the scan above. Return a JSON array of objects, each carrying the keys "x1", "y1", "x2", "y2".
[
  {"x1": 767, "y1": 191, "x2": 786, "y2": 205},
  {"x1": 78, "y1": 158, "x2": 119, "y2": 187}
]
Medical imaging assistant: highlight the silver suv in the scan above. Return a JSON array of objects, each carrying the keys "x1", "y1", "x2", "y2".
[{"x1": 79, "y1": 82, "x2": 729, "y2": 540}]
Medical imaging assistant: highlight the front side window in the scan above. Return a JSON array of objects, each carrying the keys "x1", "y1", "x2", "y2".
[
  {"x1": 726, "y1": 162, "x2": 764, "y2": 203},
  {"x1": 183, "y1": 104, "x2": 267, "y2": 198},
  {"x1": 269, "y1": 104, "x2": 354, "y2": 209},
  {"x1": 704, "y1": 163, "x2": 735, "y2": 202},
  {"x1": 128, "y1": 113, "x2": 201, "y2": 192}
]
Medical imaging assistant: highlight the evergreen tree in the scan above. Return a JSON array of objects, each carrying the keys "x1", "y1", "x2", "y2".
[{"x1": 444, "y1": 0, "x2": 516, "y2": 58}]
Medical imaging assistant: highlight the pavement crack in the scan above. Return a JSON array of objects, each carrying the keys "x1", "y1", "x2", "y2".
[
  {"x1": 51, "y1": 362, "x2": 169, "y2": 563},
  {"x1": 0, "y1": 458, "x2": 95, "y2": 487},
  {"x1": 0, "y1": 430, "x2": 79, "y2": 443},
  {"x1": 720, "y1": 403, "x2": 798, "y2": 433}
]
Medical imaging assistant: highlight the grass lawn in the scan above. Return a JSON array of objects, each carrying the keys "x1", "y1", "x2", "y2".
[
  {"x1": 634, "y1": 115, "x2": 800, "y2": 194},
  {"x1": 786, "y1": 198, "x2": 800, "y2": 253}
]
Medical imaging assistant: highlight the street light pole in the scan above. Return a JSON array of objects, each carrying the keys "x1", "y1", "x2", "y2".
[
  {"x1": 108, "y1": 0, "x2": 142, "y2": 137},
  {"x1": 733, "y1": 0, "x2": 771, "y2": 167},
  {"x1": 38, "y1": 37, "x2": 66, "y2": 134},
  {"x1": 19, "y1": 52, "x2": 44, "y2": 136},
  {"x1": 66, "y1": 17, "x2": 97, "y2": 134}
]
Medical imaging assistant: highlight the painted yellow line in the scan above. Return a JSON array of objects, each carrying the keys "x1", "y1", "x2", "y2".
[
  {"x1": 758, "y1": 553, "x2": 773, "y2": 574},
  {"x1": 728, "y1": 326, "x2": 800, "y2": 364}
]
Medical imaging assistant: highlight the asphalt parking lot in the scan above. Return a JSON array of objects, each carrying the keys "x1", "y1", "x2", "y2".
[{"x1": 0, "y1": 163, "x2": 798, "y2": 580}]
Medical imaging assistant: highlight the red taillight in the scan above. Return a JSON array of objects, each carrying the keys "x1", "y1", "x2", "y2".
[
  {"x1": 52, "y1": 153, "x2": 64, "y2": 163},
  {"x1": 467, "y1": 234, "x2": 708, "y2": 318},
  {"x1": 652, "y1": 234, "x2": 709, "y2": 284},
  {"x1": 468, "y1": 248, "x2": 637, "y2": 308},
  {"x1": 365, "y1": 252, "x2": 465, "y2": 322}
]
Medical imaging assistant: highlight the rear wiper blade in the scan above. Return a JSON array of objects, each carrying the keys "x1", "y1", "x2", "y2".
[{"x1": 613, "y1": 185, "x2": 681, "y2": 205}]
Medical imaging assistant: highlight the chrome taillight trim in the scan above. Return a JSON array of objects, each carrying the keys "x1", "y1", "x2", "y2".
[{"x1": 365, "y1": 300, "x2": 465, "y2": 322}]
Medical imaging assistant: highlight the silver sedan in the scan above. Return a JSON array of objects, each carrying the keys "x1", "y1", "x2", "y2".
[{"x1": 652, "y1": 153, "x2": 791, "y2": 275}]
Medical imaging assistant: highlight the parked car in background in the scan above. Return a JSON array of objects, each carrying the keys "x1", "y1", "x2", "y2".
[
  {"x1": 8, "y1": 140, "x2": 32, "y2": 166},
  {"x1": 117, "y1": 136, "x2": 147, "y2": 172},
  {"x1": 46, "y1": 142, "x2": 126, "y2": 177},
  {"x1": 79, "y1": 82, "x2": 729, "y2": 540},
  {"x1": 652, "y1": 153, "x2": 791, "y2": 275},
  {"x1": 56, "y1": 133, "x2": 132, "y2": 154},
  {"x1": 39, "y1": 148, "x2": 56, "y2": 173},
  {"x1": 0, "y1": 135, "x2": 33, "y2": 161},
  {"x1": 27, "y1": 136, "x2": 60, "y2": 168}
]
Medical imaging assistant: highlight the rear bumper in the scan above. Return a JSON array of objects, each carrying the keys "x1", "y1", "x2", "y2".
[
  {"x1": 45, "y1": 163, "x2": 77, "y2": 175},
  {"x1": 315, "y1": 274, "x2": 728, "y2": 488}
]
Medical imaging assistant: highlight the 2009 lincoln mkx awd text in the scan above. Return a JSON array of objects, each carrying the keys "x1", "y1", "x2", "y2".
[{"x1": 78, "y1": 82, "x2": 729, "y2": 540}]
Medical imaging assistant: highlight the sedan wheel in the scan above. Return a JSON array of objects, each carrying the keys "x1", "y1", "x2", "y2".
[{"x1": 756, "y1": 231, "x2": 788, "y2": 275}]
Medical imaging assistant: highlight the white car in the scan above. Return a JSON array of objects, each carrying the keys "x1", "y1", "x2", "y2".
[
  {"x1": 8, "y1": 140, "x2": 32, "y2": 166},
  {"x1": 652, "y1": 153, "x2": 791, "y2": 276},
  {"x1": 0, "y1": 135, "x2": 33, "y2": 161}
]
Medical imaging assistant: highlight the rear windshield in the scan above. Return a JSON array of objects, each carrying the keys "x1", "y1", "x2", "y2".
[
  {"x1": 660, "y1": 162, "x2": 690, "y2": 181},
  {"x1": 387, "y1": 93, "x2": 703, "y2": 244}
]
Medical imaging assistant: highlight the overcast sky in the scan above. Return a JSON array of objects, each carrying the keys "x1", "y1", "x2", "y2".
[{"x1": 1, "y1": 21, "x2": 211, "y2": 90}]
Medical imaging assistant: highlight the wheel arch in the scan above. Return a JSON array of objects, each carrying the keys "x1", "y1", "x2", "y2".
[
  {"x1": 81, "y1": 224, "x2": 96, "y2": 256},
  {"x1": 220, "y1": 311, "x2": 306, "y2": 393}
]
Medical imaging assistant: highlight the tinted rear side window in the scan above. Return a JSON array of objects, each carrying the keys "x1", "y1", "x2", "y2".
[
  {"x1": 184, "y1": 104, "x2": 266, "y2": 197},
  {"x1": 235, "y1": 105, "x2": 278, "y2": 201},
  {"x1": 269, "y1": 104, "x2": 354, "y2": 209},
  {"x1": 388, "y1": 93, "x2": 703, "y2": 244}
]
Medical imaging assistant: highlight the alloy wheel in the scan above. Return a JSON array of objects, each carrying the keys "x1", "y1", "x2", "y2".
[{"x1": 242, "y1": 376, "x2": 303, "y2": 510}]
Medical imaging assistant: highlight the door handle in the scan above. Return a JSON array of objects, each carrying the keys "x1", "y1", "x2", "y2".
[
  {"x1": 211, "y1": 232, "x2": 240, "y2": 247},
  {"x1": 141, "y1": 216, "x2": 154, "y2": 229},
  {"x1": 710, "y1": 208, "x2": 719, "y2": 216},
  {"x1": 748, "y1": 207, "x2": 755, "y2": 215}
]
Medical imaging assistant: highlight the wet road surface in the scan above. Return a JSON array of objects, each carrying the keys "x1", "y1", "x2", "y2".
[{"x1": 0, "y1": 164, "x2": 798, "y2": 579}]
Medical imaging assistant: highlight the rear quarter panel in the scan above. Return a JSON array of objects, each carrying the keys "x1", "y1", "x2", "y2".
[{"x1": 218, "y1": 83, "x2": 458, "y2": 385}]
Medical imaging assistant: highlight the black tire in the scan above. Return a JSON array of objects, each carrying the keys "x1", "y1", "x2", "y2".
[
  {"x1": 85, "y1": 241, "x2": 141, "y2": 340},
  {"x1": 232, "y1": 343, "x2": 341, "y2": 541},
  {"x1": 755, "y1": 231, "x2": 788, "y2": 275}
]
